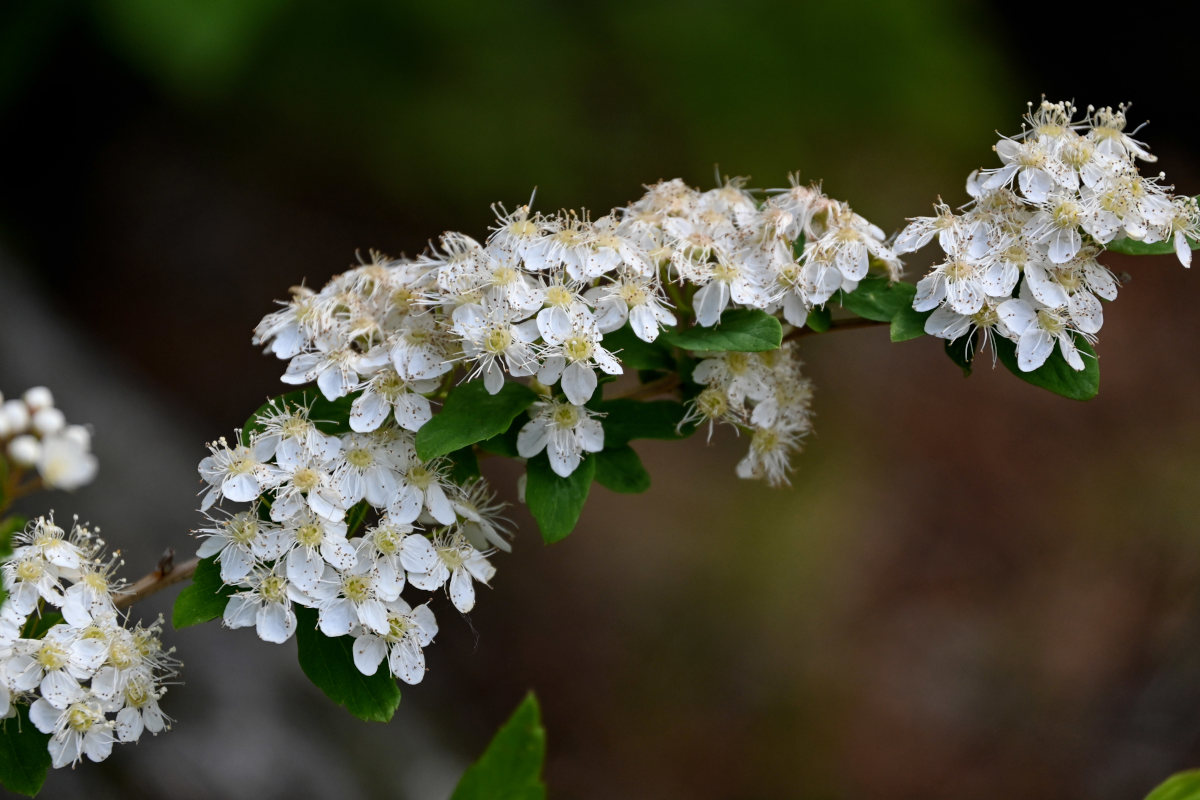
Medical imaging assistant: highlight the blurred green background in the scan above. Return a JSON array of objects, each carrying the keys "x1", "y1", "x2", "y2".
[{"x1": 3, "y1": 2, "x2": 1200, "y2": 798}]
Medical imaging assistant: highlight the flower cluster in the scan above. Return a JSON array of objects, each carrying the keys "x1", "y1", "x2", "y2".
[
  {"x1": 898, "y1": 100, "x2": 1199, "y2": 371},
  {"x1": 251, "y1": 177, "x2": 884, "y2": 485},
  {"x1": 196, "y1": 399, "x2": 507, "y2": 684},
  {"x1": 0, "y1": 387, "x2": 97, "y2": 492},
  {"x1": 682, "y1": 342, "x2": 815, "y2": 486},
  {"x1": 1, "y1": 516, "x2": 176, "y2": 769}
]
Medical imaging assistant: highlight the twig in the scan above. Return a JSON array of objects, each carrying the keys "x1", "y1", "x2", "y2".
[
  {"x1": 783, "y1": 316, "x2": 889, "y2": 342},
  {"x1": 114, "y1": 550, "x2": 199, "y2": 611},
  {"x1": 609, "y1": 373, "x2": 681, "y2": 401}
]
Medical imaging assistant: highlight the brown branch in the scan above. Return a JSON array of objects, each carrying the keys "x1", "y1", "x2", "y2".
[
  {"x1": 608, "y1": 373, "x2": 681, "y2": 401},
  {"x1": 784, "y1": 316, "x2": 890, "y2": 342},
  {"x1": 114, "y1": 550, "x2": 199, "y2": 611}
]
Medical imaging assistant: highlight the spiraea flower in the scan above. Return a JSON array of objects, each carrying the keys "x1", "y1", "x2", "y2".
[{"x1": 517, "y1": 399, "x2": 605, "y2": 477}]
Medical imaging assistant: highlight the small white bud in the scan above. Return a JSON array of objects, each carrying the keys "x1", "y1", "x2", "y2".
[
  {"x1": 8, "y1": 434, "x2": 42, "y2": 467},
  {"x1": 2, "y1": 400, "x2": 30, "y2": 434},
  {"x1": 32, "y1": 407, "x2": 66, "y2": 436},
  {"x1": 23, "y1": 386, "x2": 55, "y2": 411},
  {"x1": 62, "y1": 424, "x2": 91, "y2": 449}
]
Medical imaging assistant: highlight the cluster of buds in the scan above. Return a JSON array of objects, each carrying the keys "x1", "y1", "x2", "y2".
[
  {"x1": 197, "y1": 400, "x2": 507, "y2": 684},
  {"x1": 0, "y1": 387, "x2": 96, "y2": 492},
  {"x1": 898, "y1": 100, "x2": 1199, "y2": 371},
  {"x1": 1, "y1": 517, "x2": 176, "y2": 769}
]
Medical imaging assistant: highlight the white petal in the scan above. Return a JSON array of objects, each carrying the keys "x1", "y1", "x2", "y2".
[{"x1": 352, "y1": 634, "x2": 387, "y2": 675}]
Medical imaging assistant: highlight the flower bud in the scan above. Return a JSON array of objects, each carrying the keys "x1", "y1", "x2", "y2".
[
  {"x1": 7, "y1": 434, "x2": 41, "y2": 467},
  {"x1": 23, "y1": 386, "x2": 54, "y2": 411},
  {"x1": 62, "y1": 424, "x2": 91, "y2": 449},
  {"x1": 33, "y1": 407, "x2": 66, "y2": 436},
  {"x1": 2, "y1": 399, "x2": 30, "y2": 434}
]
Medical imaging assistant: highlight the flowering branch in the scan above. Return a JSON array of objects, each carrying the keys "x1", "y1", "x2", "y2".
[{"x1": 113, "y1": 553, "x2": 199, "y2": 611}]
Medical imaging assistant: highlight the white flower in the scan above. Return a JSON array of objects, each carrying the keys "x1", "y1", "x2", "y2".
[
  {"x1": 310, "y1": 558, "x2": 396, "y2": 637},
  {"x1": 355, "y1": 521, "x2": 440, "y2": 595},
  {"x1": 196, "y1": 508, "x2": 285, "y2": 584},
  {"x1": 389, "y1": 452, "x2": 458, "y2": 526},
  {"x1": 451, "y1": 297, "x2": 540, "y2": 394},
  {"x1": 536, "y1": 309, "x2": 622, "y2": 405},
  {"x1": 277, "y1": 508, "x2": 356, "y2": 594},
  {"x1": 452, "y1": 480, "x2": 513, "y2": 553},
  {"x1": 407, "y1": 533, "x2": 495, "y2": 614},
  {"x1": 198, "y1": 434, "x2": 276, "y2": 510},
  {"x1": 351, "y1": 600, "x2": 438, "y2": 684},
  {"x1": 223, "y1": 562, "x2": 304, "y2": 643},
  {"x1": 350, "y1": 367, "x2": 436, "y2": 432},
  {"x1": 36, "y1": 433, "x2": 98, "y2": 491},
  {"x1": 996, "y1": 295, "x2": 1090, "y2": 372},
  {"x1": 29, "y1": 694, "x2": 114, "y2": 768},
  {"x1": 517, "y1": 400, "x2": 604, "y2": 478}
]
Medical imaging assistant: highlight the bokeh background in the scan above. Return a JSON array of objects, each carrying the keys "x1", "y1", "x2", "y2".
[{"x1": 3, "y1": 2, "x2": 1200, "y2": 798}]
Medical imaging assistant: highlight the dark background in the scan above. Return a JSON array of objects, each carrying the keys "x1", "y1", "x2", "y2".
[{"x1": 3, "y1": 2, "x2": 1200, "y2": 798}]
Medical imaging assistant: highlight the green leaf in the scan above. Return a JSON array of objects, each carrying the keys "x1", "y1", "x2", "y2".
[
  {"x1": 0, "y1": 515, "x2": 23, "y2": 608},
  {"x1": 593, "y1": 446, "x2": 651, "y2": 494},
  {"x1": 525, "y1": 454, "x2": 595, "y2": 543},
  {"x1": 0, "y1": 705, "x2": 52, "y2": 797},
  {"x1": 415, "y1": 381, "x2": 537, "y2": 462},
  {"x1": 478, "y1": 425, "x2": 521, "y2": 458},
  {"x1": 601, "y1": 324, "x2": 675, "y2": 371},
  {"x1": 448, "y1": 446, "x2": 482, "y2": 483},
  {"x1": 243, "y1": 389, "x2": 358, "y2": 439},
  {"x1": 1145, "y1": 769, "x2": 1200, "y2": 800},
  {"x1": 890, "y1": 304, "x2": 932, "y2": 342},
  {"x1": 294, "y1": 605, "x2": 402, "y2": 722},
  {"x1": 806, "y1": 305, "x2": 832, "y2": 333},
  {"x1": 661, "y1": 309, "x2": 782, "y2": 352},
  {"x1": 836, "y1": 276, "x2": 917, "y2": 322},
  {"x1": 595, "y1": 399, "x2": 691, "y2": 446},
  {"x1": 451, "y1": 692, "x2": 547, "y2": 800},
  {"x1": 344, "y1": 500, "x2": 372, "y2": 538},
  {"x1": 944, "y1": 334, "x2": 977, "y2": 377},
  {"x1": 172, "y1": 556, "x2": 234, "y2": 629},
  {"x1": 995, "y1": 334, "x2": 1099, "y2": 401}
]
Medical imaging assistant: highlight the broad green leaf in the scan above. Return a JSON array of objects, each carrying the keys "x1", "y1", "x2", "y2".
[
  {"x1": 525, "y1": 454, "x2": 595, "y2": 543},
  {"x1": 595, "y1": 399, "x2": 691, "y2": 446},
  {"x1": 415, "y1": 381, "x2": 537, "y2": 462},
  {"x1": 593, "y1": 446, "x2": 651, "y2": 494},
  {"x1": 661, "y1": 309, "x2": 782, "y2": 352},
  {"x1": 836, "y1": 276, "x2": 917, "y2": 322},
  {"x1": 1146, "y1": 769, "x2": 1200, "y2": 800},
  {"x1": 294, "y1": 605, "x2": 401, "y2": 723},
  {"x1": 0, "y1": 705, "x2": 52, "y2": 797},
  {"x1": 1105, "y1": 237, "x2": 1184, "y2": 256},
  {"x1": 601, "y1": 324, "x2": 675, "y2": 371},
  {"x1": 478, "y1": 424, "x2": 521, "y2": 458},
  {"x1": 451, "y1": 692, "x2": 547, "y2": 800},
  {"x1": 172, "y1": 556, "x2": 234, "y2": 629},
  {"x1": 890, "y1": 304, "x2": 932, "y2": 342},
  {"x1": 806, "y1": 305, "x2": 832, "y2": 333},
  {"x1": 243, "y1": 389, "x2": 358, "y2": 439},
  {"x1": 944, "y1": 334, "x2": 977, "y2": 377},
  {"x1": 995, "y1": 334, "x2": 1099, "y2": 401}
]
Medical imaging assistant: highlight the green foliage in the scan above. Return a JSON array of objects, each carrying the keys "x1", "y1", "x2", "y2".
[
  {"x1": 172, "y1": 556, "x2": 234, "y2": 629},
  {"x1": 448, "y1": 446, "x2": 482, "y2": 484},
  {"x1": 662, "y1": 309, "x2": 782, "y2": 352},
  {"x1": 805, "y1": 306, "x2": 832, "y2": 333},
  {"x1": 294, "y1": 606, "x2": 402, "y2": 723},
  {"x1": 525, "y1": 454, "x2": 595, "y2": 544},
  {"x1": 0, "y1": 515, "x2": 23, "y2": 607},
  {"x1": 593, "y1": 446, "x2": 651, "y2": 494},
  {"x1": 944, "y1": 335, "x2": 977, "y2": 377},
  {"x1": 601, "y1": 324, "x2": 675, "y2": 371},
  {"x1": 1105, "y1": 237, "x2": 1189, "y2": 256},
  {"x1": 595, "y1": 399, "x2": 692, "y2": 446},
  {"x1": 890, "y1": 304, "x2": 932, "y2": 342},
  {"x1": 415, "y1": 381, "x2": 537, "y2": 462},
  {"x1": 243, "y1": 389, "x2": 357, "y2": 439},
  {"x1": 1145, "y1": 770, "x2": 1200, "y2": 800},
  {"x1": 344, "y1": 500, "x2": 372, "y2": 538},
  {"x1": 451, "y1": 693, "x2": 547, "y2": 800},
  {"x1": 0, "y1": 705, "x2": 52, "y2": 797},
  {"x1": 836, "y1": 275, "x2": 917, "y2": 323},
  {"x1": 995, "y1": 335, "x2": 1099, "y2": 401}
]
